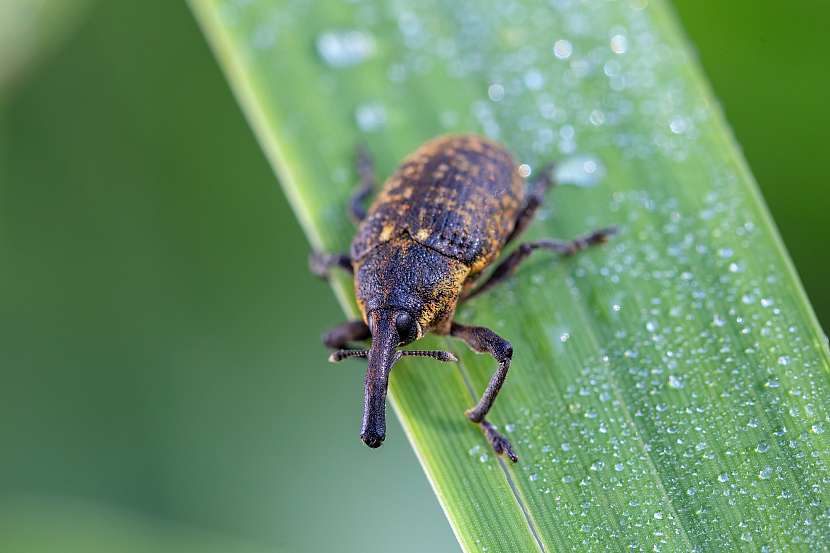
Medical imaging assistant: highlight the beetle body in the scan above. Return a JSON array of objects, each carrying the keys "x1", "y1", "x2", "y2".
[
  {"x1": 312, "y1": 133, "x2": 615, "y2": 460},
  {"x1": 353, "y1": 135, "x2": 523, "y2": 334}
]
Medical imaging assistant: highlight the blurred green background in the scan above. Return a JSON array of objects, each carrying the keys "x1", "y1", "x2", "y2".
[{"x1": 0, "y1": 1, "x2": 826, "y2": 552}]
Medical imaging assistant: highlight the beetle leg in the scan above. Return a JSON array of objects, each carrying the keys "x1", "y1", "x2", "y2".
[
  {"x1": 462, "y1": 227, "x2": 617, "y2": 302},
  {"x1": 309, "y1": 252, "x2": 353, "y2": 279},
  {"x1": 450, "y1": 322, "x2": 518, "y2": 462},
  {"x1": 481, "y1": 419, "x2": 518, "y2": 463},
  {"x1": 450, "y1": 323, "x2": 513, "y2": 422},
  {"x1": 323, "y1": 319, "x2": 370, "y2": 349},
  {"x1": 505, "y1": 162, "x2": 556, "y2": 244},
  {"x1": 349, "y1": 144, "x2": 376, "y2": 223}
]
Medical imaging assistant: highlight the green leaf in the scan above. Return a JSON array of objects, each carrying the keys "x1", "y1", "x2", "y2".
[
  {"x1": 190, "y1": 0, "x2": 830, "y2": 550},
  {"x1": 0, "y1": 0, "x2": 90, "y2": 98}
]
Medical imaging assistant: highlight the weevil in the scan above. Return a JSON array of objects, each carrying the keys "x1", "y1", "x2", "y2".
[{"x1": 310, "y1": 134, "x2": 615, "y2": 462}]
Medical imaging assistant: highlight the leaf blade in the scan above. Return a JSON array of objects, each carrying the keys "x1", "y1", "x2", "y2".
[{"x1": 190, "y1": 0, "x2": 830, "y2": 550}]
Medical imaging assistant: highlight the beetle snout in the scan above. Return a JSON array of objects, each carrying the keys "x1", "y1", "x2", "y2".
[
  {"x1": 360, "y1": 429, "x2": 385, "y2": 448},
  {"x1": 361, "y1": 310, "x2": 397, "y2": 452}
]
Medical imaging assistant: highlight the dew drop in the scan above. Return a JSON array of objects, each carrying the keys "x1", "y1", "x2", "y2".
[
  {"x1": 669, "y1": 116, "x2": 688, "y2": 134},
  {"x1": 487, "y1": 83, "x2": 505, "y2": 102},
  {"x1": 668, "y1": 375, "x2": 684, "y2": 389},
  {"x1": 523, "y1": 70, "x2": 544, "y2": 90},
  {"x1": 553, "y1": 39, "x2": 573, "y2": 60},
  {"x1": 758, "y1": 466, "x2": 773, "y2": 480},
  {"x1": 610, "y1": 34, "x2": 628, "y2": 54},
  {"x1": 316, "y1": 30, "x2": 376, "y2": 68},
  {"x1": 589, "y1": 109, "x2": 606, "y2": 126},
  {"x1": 653, "y1": 511, "x2": 663, "y2": 520},
  {"x1": 355, "y1": 102, "x2": 387, "y2": 132},
  {"x1": 555, "y1": 155, "x2": 606, "y2": 187},
  {"x1": 603, "y1": 59, "x2": 621, "y2": 77},
  {"x1": 560, "y1": 125, "x2": 575, "y2": 140}
]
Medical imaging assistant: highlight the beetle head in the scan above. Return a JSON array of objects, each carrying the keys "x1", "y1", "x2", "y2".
[
  {"x1": 354, "y1": 238, "x2": 468, "y2": 337},
  {"x1": 328, "y1": 308, "x2": 457, "y2": 449}
]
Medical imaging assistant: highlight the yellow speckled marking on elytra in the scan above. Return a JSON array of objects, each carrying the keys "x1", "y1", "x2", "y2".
[{"x1": 379, "y1": 224, "x2": 395, "y2": 241}]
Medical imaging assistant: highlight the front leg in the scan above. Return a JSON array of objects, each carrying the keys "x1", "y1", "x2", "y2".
[
  {"x1": 323, "y1": 319, "x2": 370, "y2": 349},
  {"x1": 450, "y1": 322, "x2": 518, "y2": 462}
]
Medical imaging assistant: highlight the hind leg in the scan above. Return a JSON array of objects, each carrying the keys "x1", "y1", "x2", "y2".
[
  {"x1": 309, "y1": 145, "x2": 376, "y2": 276},
  {"x1": 349, "y1": 144, "x2": 376, "y2": 223},
  {"x1": 309, "y1": 252, "x2": 353, "y2": 279}
]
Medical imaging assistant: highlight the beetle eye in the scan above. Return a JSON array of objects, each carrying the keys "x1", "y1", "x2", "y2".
[{"x1": 394, "y1": 312, "x2": 417, "y2": 343}]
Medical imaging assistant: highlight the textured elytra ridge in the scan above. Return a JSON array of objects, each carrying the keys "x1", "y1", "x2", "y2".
[{"x1": 192, "y1": 0, "x2": 830, "y2": 550}]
